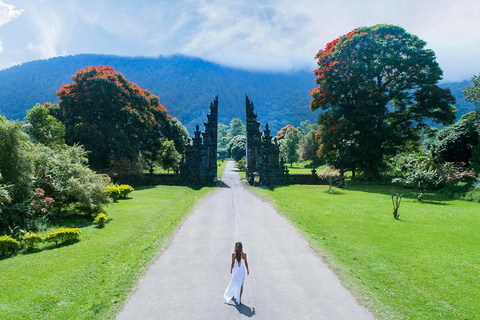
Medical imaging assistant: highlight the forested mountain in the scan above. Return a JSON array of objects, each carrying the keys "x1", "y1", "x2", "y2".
[{"x1": 0, "y1": 54, "x2": 477, "y2": 133}]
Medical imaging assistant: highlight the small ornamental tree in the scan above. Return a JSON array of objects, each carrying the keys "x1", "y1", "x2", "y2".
[
  {"x1": 318, "y1": 166, "x2": 340, "y2": 191},
  {"x1": 310, "y1": 24, "x2": 456, "y2": 178},
  {"x1": 56, "y1": 66, "x2": 173, "y2": 170}
]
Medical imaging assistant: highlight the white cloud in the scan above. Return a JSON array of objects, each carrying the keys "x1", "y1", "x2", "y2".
[
  {"x1": 1, "y1": 0, "x2": 480, "y2": 80},
  {"x1": 0, "y1": 1, "x2": 23, "y2": 26},
  {"x1": 26, "y1": 3, "x2": 65, "y2": 58},
  {"x1": 0, "y1": 1, "x2": 23, "y2": 56}
]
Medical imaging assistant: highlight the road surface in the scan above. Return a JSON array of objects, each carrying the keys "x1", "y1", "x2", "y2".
[{"x1": 117, "y1": 160, "x2": 374, "y2": 320}]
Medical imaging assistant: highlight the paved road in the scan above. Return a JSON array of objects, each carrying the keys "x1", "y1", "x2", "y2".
[{"x1": 117, "y1": 160, "x2": 374, "y2": 320}]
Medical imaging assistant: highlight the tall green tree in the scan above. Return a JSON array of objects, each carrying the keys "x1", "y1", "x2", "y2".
[
  {"x1": 55, "y1": 66, "x2": 173, "y2": 170},
  {"x1": 310, "y1": 24, "x2": 456, "y2": 178},
  {"x1": 298, "y1": 129, "x2": 321, "y2": 166},
  {"x1": 463, "y1": 73, "x2": 480, "y2": 106},
  {"x1": 226, "y1": 118, "x2": 245, "y2": 141},
  {"x1": 0, "y1": 117, "x2": 33, "y2": 203},
  {"x1": 158, "y1": 139, "x2": 181, "y2": 172},
  {"x1": 227, "y1": 135, "x2": 246, "y2": 162},
  {"x1": 279, "y1": 126, "x2": 301, "y2": 167},
  {"x1": 24, "y1": 104, "x2": 65, "y2": 146}
]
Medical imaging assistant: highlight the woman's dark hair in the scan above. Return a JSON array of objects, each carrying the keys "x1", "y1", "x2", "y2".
[{"x1": 235, "y1": 242, "x2": 243, "y2": 265}]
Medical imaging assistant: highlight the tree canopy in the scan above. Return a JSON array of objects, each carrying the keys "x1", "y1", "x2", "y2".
[
  {"x1": 463, "y1": 73, "x2": 480, "y2": 106},
  {"x1": 310, "y1": 24, "x2": 456, "y2": 177},
  {"x1": 54, "y1": 66, "x2": 181, "y2": 170}
]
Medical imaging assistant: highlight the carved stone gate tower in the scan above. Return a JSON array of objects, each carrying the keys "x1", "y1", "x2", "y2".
[
  {"x1": 245, "y1": 96, "x2": 285, "y2": 185},
  {"x1": 179, "y1": 96, "x2": 218, "y2": 185}
]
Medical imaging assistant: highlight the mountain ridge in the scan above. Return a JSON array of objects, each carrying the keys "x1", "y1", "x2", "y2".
[{"x1": 0, "y1": 54, "x2": 476, "y2": 133}]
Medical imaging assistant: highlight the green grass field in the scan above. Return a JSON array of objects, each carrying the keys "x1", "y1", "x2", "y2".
[
  {"x1": 0, "y1": 185, "x2": 213, "y2": 320},
  {"x1": 252, "y1": 184, "x2": 480, "y2": 320},
  {"x1": 217, "y1": 159, "x2": 228, "y2": 179}
]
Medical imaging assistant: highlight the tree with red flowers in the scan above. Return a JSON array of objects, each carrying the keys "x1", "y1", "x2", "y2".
[
  {"x1": 310, "y1": 24, "x2": 456, "y2": 178},
  {"x1": 55, "y1": 66, "x2": 182, "y2": 170}
]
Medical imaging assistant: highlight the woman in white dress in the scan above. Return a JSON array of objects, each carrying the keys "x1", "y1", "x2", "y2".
[{"x1": 224, "y1": 242, "x2": 250, "y2": 305}]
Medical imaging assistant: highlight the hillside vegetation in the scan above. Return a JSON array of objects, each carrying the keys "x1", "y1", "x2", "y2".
[
  {"x1": 0, "y1": 54, "x2": 476, "y2": 133},
  {"x1": 0, "y1": 54, "x2": 317, "y2": 133}
]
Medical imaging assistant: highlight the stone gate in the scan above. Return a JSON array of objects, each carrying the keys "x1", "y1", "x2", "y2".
[{"x1": 179, "y1": 96, "x2": 218, "y2": 185}]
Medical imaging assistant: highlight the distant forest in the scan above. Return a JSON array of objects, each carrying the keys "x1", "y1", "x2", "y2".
[{"x1": 0, "y1": 54, "x2": 476, "y2": 133}]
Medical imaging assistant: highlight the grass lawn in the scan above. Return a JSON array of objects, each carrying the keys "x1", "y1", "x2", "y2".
[
  {"x1": 217, "y1": 159, "x2": 228, "y2": 179},
  {"x1": 0, "y1": 185, "x2": 213, "y2": 320},
  {"x1": 252, "y1": 184, "x2": 480, "y2": 320},
  {"x1": 285, "y1": 164, "x2": 325, "y2": 174}
]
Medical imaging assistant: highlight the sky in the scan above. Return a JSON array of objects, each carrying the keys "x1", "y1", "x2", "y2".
[{"x1": 0, "y1": 0, "x2": 479, "y2": 82}]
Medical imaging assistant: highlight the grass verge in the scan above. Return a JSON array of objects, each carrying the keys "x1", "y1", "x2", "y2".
[
  {"x1": 252, "y1": 184, "x2": 480, "y2": 320},
  {"x1": 217, "y1": 159, "x2": 228, "y2": 179},
  {"x1": 0, "y1": 185, "x2": 213, "y2": 320}
]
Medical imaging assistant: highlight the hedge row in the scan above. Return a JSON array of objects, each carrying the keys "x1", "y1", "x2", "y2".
[{"x1": 0, "y1": 228, "x2": 82, "y2": 254}]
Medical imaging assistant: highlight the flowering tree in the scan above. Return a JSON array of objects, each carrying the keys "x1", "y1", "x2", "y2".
[
  {"x1": 310, "y1": 24, "x2": 456, "y2": 178},
  {"x1": 55, "y1": 66, "x2": 174, "y2": 170},
  {"x1": 318, "y1": 166, "x2": 340, "y2": 191},
  {"x1": 277, "y1": 124, "x2": 296, "y2": 138}
]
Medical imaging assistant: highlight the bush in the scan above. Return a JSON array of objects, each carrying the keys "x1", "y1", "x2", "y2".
[
  {"x1": 104, "y1": 184, "x2": 121, "y2": 201},
  {"x1": 105, "y1": 184, "x2": 134, "y2": 200},
  {"x1": 463, "y1": 178, "x2": 480, "y2": 203},
  {"x1": 93, "y1": 213, "x2": 108, "y2": 228},
  {"x1": 391, "y1": 153, "x2": 441, "y2": 201},
  {"x1": 22, "y1": 233, "x2": 43, "y2": 249},
  {"x1": 33, "y1": 143, "x2": 111, "y2": 217},
  {"x1": 118, "y1": 185, "x2": 134, "y2": 198},
  {"x1": 44, "y1": 228, "x2": 81, "y2": 245},
  {"x1": 236, "y1": 157, "x2": 246, "y2": 171},
  {"x1": 0, "y1": 235, "x2": 20, "y2": 254}
]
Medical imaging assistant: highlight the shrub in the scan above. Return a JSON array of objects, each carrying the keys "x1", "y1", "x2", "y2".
[
  {"x1": 93, "y1": 213, "x2": 108, "y2": 228},
  {"x1": 104, "y1": 184, "x2": 121, "y2": 201},
  {"x1": 392, "y1": 153, "x2": 441, "y2": 201},
  {"x1": 45, "y1": 228, "x2": 81, "y2": 245},
  {"x1": 33, "y1": 143, "x2": 111, "y2": 217},
  {"x1": 463, "y1": 178, "x2": 480, "y2": 203},
  {"x1": 118, "y1": 185, "x2": 134, "y2": 198},
  {"x1": 0, "y1": 235, "x2": 20, "y2": 254},
  {"x1": 105, "y1": 184, "x2": 133, "y2": 200},
  {"x1": 22, "y1": 233, "x2": 43, "y2": 249},
  {"x1": 236, "y1": 157, "x2": 246, "y2": 171}
]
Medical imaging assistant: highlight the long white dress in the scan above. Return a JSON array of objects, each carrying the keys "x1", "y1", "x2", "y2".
[{"x1": 224, "y1": 255, "x2": 247, "y2": 304}]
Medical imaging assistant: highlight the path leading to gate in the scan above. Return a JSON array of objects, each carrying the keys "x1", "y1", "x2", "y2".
[{"x1": 117, "y1": 160, "x2": 374, "y2": 320}]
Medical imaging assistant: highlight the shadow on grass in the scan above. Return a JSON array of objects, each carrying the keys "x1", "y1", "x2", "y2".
[
  {"x1": 343, "y1": 184, "x2": 452, "y2": 205},
  {"x1": 1, "y1": 239, "x2": 82, "y2": 260},
  {"x1": 54, "y1": 215, "x2": 92, "y2": 228},
  {"x1": 323, "y1": 188, "x2": 345, "y2": 195}
]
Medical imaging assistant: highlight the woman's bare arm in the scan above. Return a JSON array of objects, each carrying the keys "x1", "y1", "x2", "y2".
[
  {"x1": 243, "y1": 252, "x2": 250, "y2": 275},
  {"x1": 230, "y1": 252, "x2": 235, "y2": 274}
]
